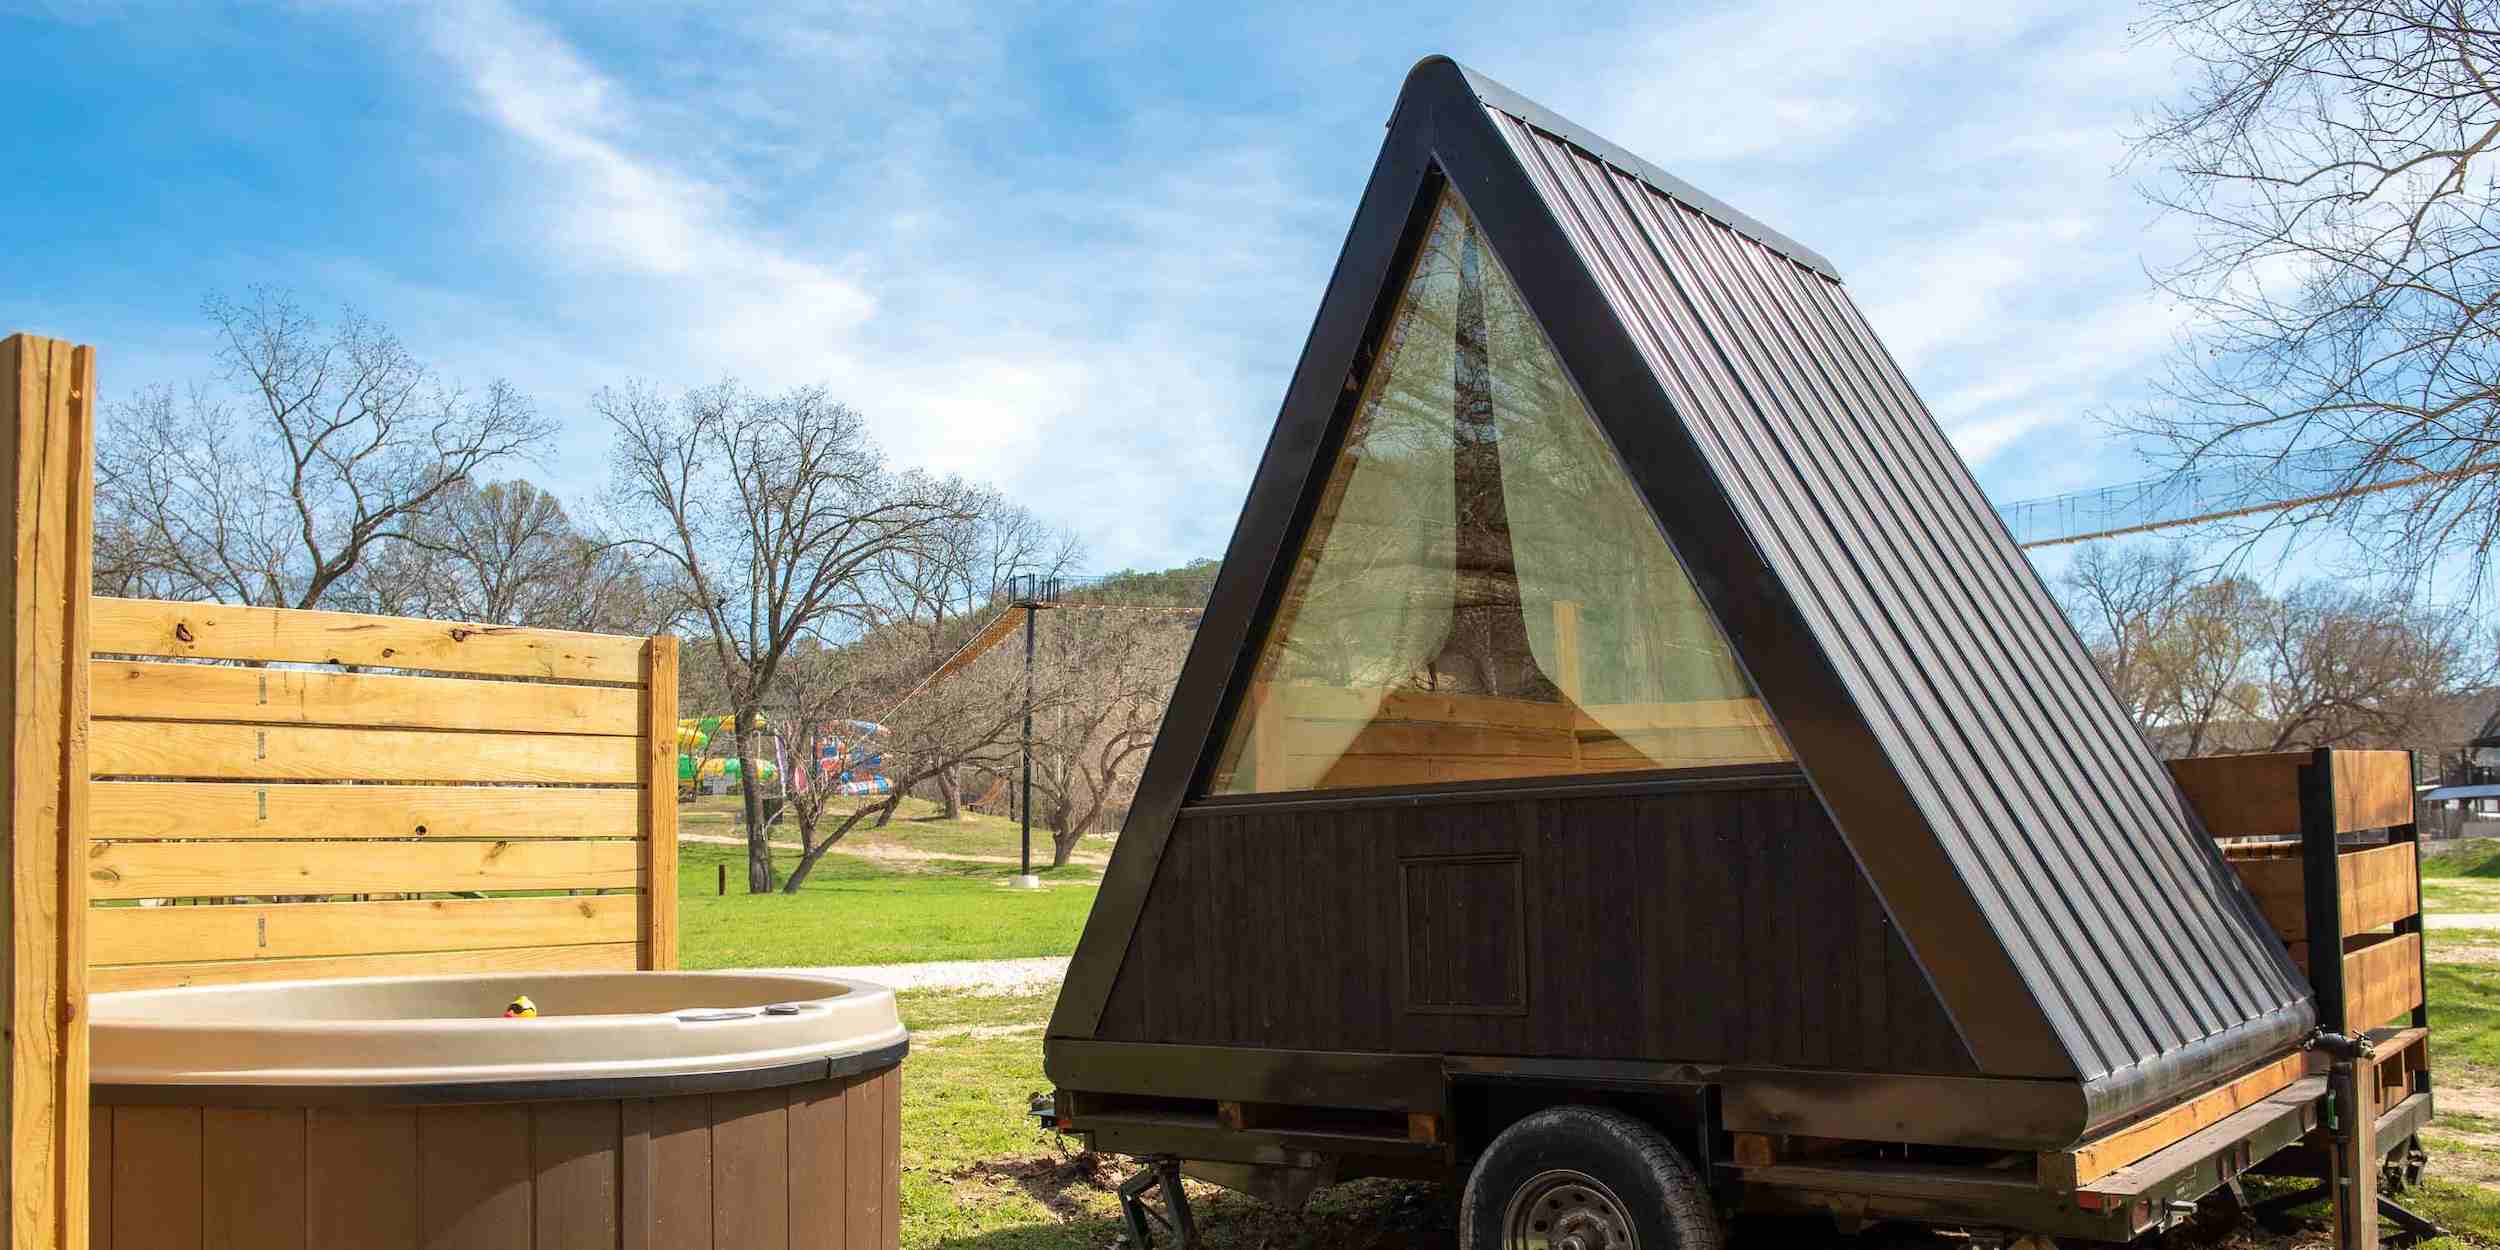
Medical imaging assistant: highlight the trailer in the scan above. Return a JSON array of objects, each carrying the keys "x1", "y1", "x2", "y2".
[{"x1": 1041, "y1": 56, "x2": 2438, "y2": 1249}]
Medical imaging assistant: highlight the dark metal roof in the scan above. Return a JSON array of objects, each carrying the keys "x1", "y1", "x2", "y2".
[
  {"x1": 1052, "y1": 56, "x2": 2311, "y2": 1127},
  {"x1": 1465, "y1": 67, "x2": 2311, "y2": 1099}
]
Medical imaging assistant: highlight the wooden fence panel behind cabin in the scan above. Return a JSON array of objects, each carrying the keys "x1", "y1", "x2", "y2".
[
  {"x1": 86, "y1": 597, "x2": 679, "y2": 990},
  {"x1": 2166, "y1": 748, "x2": 2428, "y2": 1034}
]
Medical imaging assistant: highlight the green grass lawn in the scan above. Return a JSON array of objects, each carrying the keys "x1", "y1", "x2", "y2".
[
  {"x1": 676, "y1": 841, "x2": 1097, "y2": 969},
  {"x1": 2423, "y1": 838, "x2": 2500, "y2": 878},
  {"x1": 2428, "y1": 937, "x2": 2500, "y2": 1067}
]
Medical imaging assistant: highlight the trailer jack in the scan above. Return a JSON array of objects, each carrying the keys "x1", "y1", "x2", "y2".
[
  {"x1": 1117, "y1": 1155, "x2": 1199, "y2": 1249},
  {"x1": 2375, "y1": 1195, "x2": 2446, "y2": 1249}
]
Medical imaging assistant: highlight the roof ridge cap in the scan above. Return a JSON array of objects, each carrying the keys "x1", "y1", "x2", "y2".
[{"x1": 1437, "y1": 57, "x2": 1844, "y2": 282}]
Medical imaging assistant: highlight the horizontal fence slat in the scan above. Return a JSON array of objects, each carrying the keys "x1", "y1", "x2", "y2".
[
  {"x1": 92, "y1": 895, "x2": 641, "y2": 966},
  {"x1": 92, "y1": 783, "x2": 641, "y2": 841},
  {"x1": 2345, "y1": 932, "x2": 2425, "y2": 1032},
  {"x1": 92, "y1": 597, "x2": 647, "y2": 684},
  {"x1": 93, "y1": 661, "x2": 640, "y2": 736},
  {"x1": 93, "y1": 722, "x2": 639, "y2": 784},
  {"x1": 91, "y1": 943, "x2": 642, "y2": 993},
  {"x1": 2166, "y1": 749, "x2": 2415, "y2": 838},
  {"x1": 88, "y1": 841, "x2": 641, "y2": 900},
  {"x1": 2226, "y1": 842, "x2": 2422, "y2": 942},
  {"x1": 2330, "y1": 751, "x2": 2416, "y2": 837},
  {"x1": 2341, "y1": 842, "x2": 2420, "y2": 936}
]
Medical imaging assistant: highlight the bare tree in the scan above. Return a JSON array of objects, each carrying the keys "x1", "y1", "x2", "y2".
[
  {"x1": 2059, "y1": 541, "x2": 2493, "y2": 754},
  {"x1": 98, "y1": 289, "x2": 551, "y2": 608},
  {"x1": 2056, "y1": 541, "x2": 2204, "y2": 727},
  {"x1": 771, "y1": 624, "x2": 1060, "y2": 893},
  {"x1": 353, "y1": 479, "x2": 668, "y2": 633},
  {"x1": 2127, "y1": 1, "x2": 2500, "y2": 585},
  {"x1": 600, "y1": 379, "x2": 968, "y2": 892},
  {"x1": 1021, "y1": 609, "x2": 1188, "y2": 866},
  {"x1": 2150, "y1": 576, "x2": 2277, "y2": 756},
  {"x1": 868, "y1": 491, "x2": 1080, "y2": 818},
  {"x1": 2251, "y1": 580, "x2": 2493, "y2": 750}
]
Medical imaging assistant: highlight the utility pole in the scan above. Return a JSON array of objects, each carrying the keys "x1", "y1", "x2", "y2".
[{"x1": 1011, "y1": 573, "x2": 1053, "y2": 889}]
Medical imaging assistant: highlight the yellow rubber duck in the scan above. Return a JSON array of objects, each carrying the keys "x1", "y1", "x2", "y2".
[{"x1": 503, "y1": 994, "x2": 538, "y2": 1019}]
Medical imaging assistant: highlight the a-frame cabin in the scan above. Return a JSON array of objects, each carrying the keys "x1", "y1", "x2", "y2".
[{"x1": 1046, "y1": 57, "x2": 2433, "y2": 1249}]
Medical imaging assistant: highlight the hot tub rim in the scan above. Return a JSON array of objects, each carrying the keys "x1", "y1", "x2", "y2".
[
  {"x1": 92, "y1": 1036, "x2": 910, "y2": 1108},
  {"x1": 90, "y1": 969, "x2": 907, "y2": 1105}
]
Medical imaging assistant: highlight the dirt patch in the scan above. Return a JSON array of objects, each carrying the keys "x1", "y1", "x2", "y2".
[
  {"x1": 946, "y1": 1150, "x2": 1125, "y2": 1220},
  {"x1": 846, "y1": 841, "x2": 1109, "y2": 870},
  {"x1": 915, "y1": 1022, "x2": 1045, "y2": 1042},
  {"x1": 2434, "y1": 1069, "x2": 2500, "y2": 1118}
]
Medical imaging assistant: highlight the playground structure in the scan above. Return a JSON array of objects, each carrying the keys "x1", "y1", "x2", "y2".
[
  {"x1": 675, "y1": 713, "x2": 895, "y2": 801},
  {"x1": 675, "y1": 714, "x2": 781, "y2": 794}
]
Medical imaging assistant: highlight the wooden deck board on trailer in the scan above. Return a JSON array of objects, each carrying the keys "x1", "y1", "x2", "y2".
[{"x1": 2038, "y1": 1049, "x2": 2312, "y2": 1189}]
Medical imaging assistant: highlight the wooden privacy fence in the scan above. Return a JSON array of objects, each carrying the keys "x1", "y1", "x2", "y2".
[
  {"x1": 84, "y1": 597, "x2": 679, "y2": 991},
  {"x1": 2168, "y1": 747, "x2": 2427, "y2": 1036}
]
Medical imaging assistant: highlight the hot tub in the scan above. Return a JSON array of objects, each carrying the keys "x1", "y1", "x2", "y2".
[{"x1": 88, "y1": 971, "x2": 907, "y2": 1250}]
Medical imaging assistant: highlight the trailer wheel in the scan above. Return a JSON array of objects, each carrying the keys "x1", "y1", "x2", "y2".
[{"x1": 1460, "y1": 1106, "x2": 1719, "y2": 1250}]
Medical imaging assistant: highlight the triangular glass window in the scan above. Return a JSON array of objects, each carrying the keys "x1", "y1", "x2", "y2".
[{"x1": 1206, "y1": 187, "x2": 1791, "y2": 795}]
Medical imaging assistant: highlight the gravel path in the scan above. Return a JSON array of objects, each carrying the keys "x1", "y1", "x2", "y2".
[
  {"x1": 2428, "y1": 912, "x2": 2500, "y2": 929},
  {"x1": 759, "y1": 956, "x2": 1069, "y2": 994}
]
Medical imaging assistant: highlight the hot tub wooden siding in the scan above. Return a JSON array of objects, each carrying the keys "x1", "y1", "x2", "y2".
[{"x1": 89, "y1": 1067, "x2": 900, "y2": 1250}]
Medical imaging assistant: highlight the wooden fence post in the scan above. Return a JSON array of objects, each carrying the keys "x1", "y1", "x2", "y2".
[
  {"x1": 1, "y1": 334, "x2": 94, "y2": 1250},
  {"x1": 642, "y1": 635, "x2": 679, "y2": 970}
]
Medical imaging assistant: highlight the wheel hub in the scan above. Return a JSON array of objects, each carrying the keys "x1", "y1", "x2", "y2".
[{"x1": 1503, "y1": 1168, "x2": 1638, "y2": 1250}]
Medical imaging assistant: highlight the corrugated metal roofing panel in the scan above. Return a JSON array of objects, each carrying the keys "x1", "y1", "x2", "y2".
[{"x1": 1477, "y1": 102, "x2": 2312, "y2": 1085}]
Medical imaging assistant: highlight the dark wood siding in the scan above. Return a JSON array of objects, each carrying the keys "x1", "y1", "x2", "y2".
[{"x1": 1095, "y1": 781, "x2": 1976, "y2": 1075}]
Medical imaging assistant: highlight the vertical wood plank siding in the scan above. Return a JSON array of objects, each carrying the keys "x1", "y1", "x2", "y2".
[
  {"x1": 1097, "y1": 784, "x2": 1974, "y2": 1074},
  {"x1": 92, "y1": 1068, "x2": 899, "y2": 1250}
]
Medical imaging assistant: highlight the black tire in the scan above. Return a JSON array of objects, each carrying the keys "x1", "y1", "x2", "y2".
[{"x1": 1459, "y1": 1106, "x2": 1721, "y2": 1250}]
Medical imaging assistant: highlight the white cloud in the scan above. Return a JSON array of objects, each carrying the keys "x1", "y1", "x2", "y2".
[
  {"x1": 36, "y1": 0, "x2": 2234, "y2": 573},
  {"x1": 411, "y1": 0, "x2": 1330, "y2": 569},
  {"x1": 423, "y1": 0, "x2": 877, "y2": 386}
]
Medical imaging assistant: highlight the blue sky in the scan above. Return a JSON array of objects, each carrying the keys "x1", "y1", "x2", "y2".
[{"x1": 0, "y1": 0, "x2": 2200, "y2": 575}]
